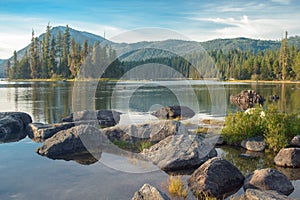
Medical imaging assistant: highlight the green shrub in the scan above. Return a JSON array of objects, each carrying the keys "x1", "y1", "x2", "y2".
[
  {"x1": 221, "y1": 107, "x2": 265, "y2": 145},
  {"x1": 264, "y1": 106, "x2": 300, "y2": 152},
  {"x1": 221, "y1": 105, "x2": 300, "y2": 152},
  {"x1": 137, "y1": 141, "x2": 153, "y2": 152}
]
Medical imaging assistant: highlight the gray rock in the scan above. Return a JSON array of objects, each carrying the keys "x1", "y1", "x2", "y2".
[
  {"x1": 290, "y1": 135, "x2": 300, "y2": 147},
  {"x1": 28, "y1": 121, "x2": 101, "y2": 142},
  {"x1": 36, "y1": 125, "x2": 103, "y2": 160},
  {"x1": 131, "y1": 184, "x2": 170, "y2": 200},
  {"x1": 141, "y1": 134, "x2": 217, "y2": 171},
  {"x1": 243, "y1": 168, "x2": 294, "y2": 195},
  {"x1": 62, "y1": 110, "x2": 122, "y2": 127},
  {"x1": 241, "y1": 136, "x2": 266, "y2": 152},
  {"x1": 245, "y1": 189, "x2": 294, "y2": 200},
  {"x1": 188, "y1": 157, "x2": 244, "y2": 199},
  {"x1": 103, "y1": 120, "x2": 187, "y2": 145},
  {"x1": 0, "y1": 112, "x2": 32, "y2": 143},
  {"x1": 274, "y1": 148, "x2": 300, "y2": 168},
  {"x1": 151, "y1": 105, "x2": 195, "y2": 120},
  {"x1": 27, "y1": 122, "x2": 75, "y2": 142}
]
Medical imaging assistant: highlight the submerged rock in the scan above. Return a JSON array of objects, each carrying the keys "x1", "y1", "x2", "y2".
[
  {"x1": 131, "y1": 184, "x2": 170, "y2": 200},
  {"x1": 241, "y1": 136, "x2": 266, "y2": 152},
  {"x1": 141, "y1": 134, "x2": 217, "y2": 171},
  {"x1": 245, "y1": 189, "x2": 293, "y2": 200},
  {"x1": 0, "y1": 112, "x2": 32, "y2": 143},
  {"x1": 243, "y1": 168, "x2": 294, "y2": 195},
  {"x1": 188, "y1": 157, "x2": 245, "y2": 199},
  {"x1": 274, "y1": 148, "x2": 300, "y2": 168},
  {"x1": 36, "y1": 125, "x2": 103, "y2": 160},
  {"x1": 151, "y1": 105, "x2": 195, "y2": 120},
  {"x1": 62, "y1": 109, "x2": 122, "y2": 127}
]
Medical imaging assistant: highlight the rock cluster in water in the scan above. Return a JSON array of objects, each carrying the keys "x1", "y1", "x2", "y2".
[
  {"x1": 1, "y1": 107, "x2": 299, "y2": 199},
  {"x1": 230, "y1": 90, "x2": 265, "y2": 110}
]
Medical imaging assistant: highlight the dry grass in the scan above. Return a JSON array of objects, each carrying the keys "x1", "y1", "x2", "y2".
[{"x1": 168, "y1": 176, "x2": 188, "y2": 200}]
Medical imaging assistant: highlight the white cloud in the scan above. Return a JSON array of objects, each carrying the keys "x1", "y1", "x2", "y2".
[
  {"x1": 189, "y1": 15, "x2": 300, "y2": 41},
  {"x1": 271, "y1": 0, "x2": 290, "y2": 4}
]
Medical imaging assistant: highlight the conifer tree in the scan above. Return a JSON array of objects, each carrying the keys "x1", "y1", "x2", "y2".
[{"x1": 279, "y1": 31, "x2": 289, "y2": 80}]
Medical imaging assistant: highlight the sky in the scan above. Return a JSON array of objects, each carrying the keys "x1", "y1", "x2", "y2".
[{"x1": 1, "y1": 0, "x2": 300, "y2": 59}]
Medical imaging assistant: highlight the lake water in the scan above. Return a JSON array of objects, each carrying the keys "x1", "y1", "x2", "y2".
[{"x1": 0, "y1": 80, "x2": 299, "y2": 199}]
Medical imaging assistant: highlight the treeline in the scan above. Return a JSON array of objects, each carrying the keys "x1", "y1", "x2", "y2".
[
  {"x1": 210, "y1": 31, "x2": 300, "y2": 81},
  {"x1": 120, "y1": 32, "x2": 300, "y2": 81},
  {"x1": 5, "y1": 24, "x2": 123, "y2": 79},
  {"x1": 5, "y1": 26, "x2": 300, "y2": 81}
]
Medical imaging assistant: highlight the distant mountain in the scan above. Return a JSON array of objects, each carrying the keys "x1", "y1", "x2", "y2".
[
  {"x1": 1, "y1": 26, "x2": 300, "y2": 77},
  {"x1": 200, "y1": 37, "x2": 281, "y2": 53},
  {"x1": 10, "y1": 26, "x2": 111, "y2": 63}
]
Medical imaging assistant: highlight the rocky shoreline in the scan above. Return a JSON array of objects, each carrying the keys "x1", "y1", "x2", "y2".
[{"x1": 1, "y1": 108, "x2": 300, "y2": 199}]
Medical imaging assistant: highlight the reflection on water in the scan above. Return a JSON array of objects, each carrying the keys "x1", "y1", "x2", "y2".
[
  {"x1": 1, "y1": 81, "x2": 299, "y2": 124},
  {"x1": 217, "y1": 146, "x2": 275, "y2": 176},
  {"x1": 0, "y1": 81, "x2": 73, "y2": 123}
]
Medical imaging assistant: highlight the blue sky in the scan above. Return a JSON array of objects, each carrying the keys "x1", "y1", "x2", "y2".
[{"x1": 1, "y1": 0, "x2": 300, "y2": 58}]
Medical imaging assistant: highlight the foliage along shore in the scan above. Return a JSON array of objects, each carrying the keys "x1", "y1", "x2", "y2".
[{"x1": 4, "y1": 77, "x2": 300, "y2": 84}]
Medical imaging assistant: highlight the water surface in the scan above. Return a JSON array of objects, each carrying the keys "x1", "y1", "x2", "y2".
[{"x1": 0, "y1": 80, "x2": 299, "y2": 199}]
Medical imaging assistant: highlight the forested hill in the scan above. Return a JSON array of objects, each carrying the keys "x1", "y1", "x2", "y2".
[
  {"x1": 1, "y1": 25, "x2": 300, "y2": 80},
  {"x1": 201, "y1": 38, "x2": 281, "y2": 53},
  {"x1": 8, "y1": 26, "x2": 110, "y2": 64},
  {"x1": 200, "y1": 36, "x2": 300, "y2": 53}
]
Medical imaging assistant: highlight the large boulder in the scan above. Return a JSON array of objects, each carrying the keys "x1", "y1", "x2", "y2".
[
  {"x1": 274, "y1": 148, "x2": 300, "y2": 168},
  {"x1": 243, "y1": 168, "x2": 294, "y2": 195},
  {"x1": 0, "y1": 112, "x2": 32, "y2": 143},
  {"x1": 141, "y1": 134, "x2": 217, "y2": 171},
  {"x1": 151, "y1": 105, "x2": 195, "y2": 120},
  {"x1": 62, "y1": 110, "x2": 122, "y2": 127},
  {"x1": 131, "y1": 184, "x2": 170, "y2": 200},
  {"x1": 290, "y1": 135, "x2": 300, "y2": 147},
  {"x1": 245, "y1": 189, "x2": 293, "y2": 200},
  {"x1": 241, "y1": 136, "x2": 266, "y2": 152},
  {"x1": 188, "y1": 157, "x2": 244, "y2": 199},
  {"x1": 230, "y1": 90, "x2": 265, "y2": 110},
  {"x1": 36, "y1": 125, "x2": 103, "y2": 160},
  {"x1": 103, "y1": 120, "x2": 187, "y2": 144}
]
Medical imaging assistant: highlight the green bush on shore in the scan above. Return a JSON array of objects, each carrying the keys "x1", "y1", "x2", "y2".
[{"x1": 221, "y1": 105, "x2": 300, "y2": 152}]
